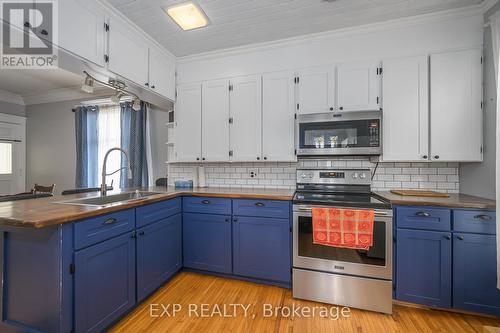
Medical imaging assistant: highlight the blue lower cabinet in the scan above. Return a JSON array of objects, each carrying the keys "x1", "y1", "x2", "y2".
[
  {"x1": 233, "y1": 216, "x2": 291, "y2": 283},
  {"x1": 137, "y1": 213, "x2": 182, "y2": 302},
  {"x1": 453, "y1": 233, "x2": 500, "y2": 316},
  {"x1": 183, "y1": 213, "x2": 232, "y2": 274},
  {"x1": 74, "y1": 232, "x2": 136, "y2": 333},
  {"x1": 396, "y1": 229, "x2": 452, "y2": 308}
]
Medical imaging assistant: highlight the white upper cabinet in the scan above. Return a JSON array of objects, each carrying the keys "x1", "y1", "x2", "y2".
[
  {"x1": 175, "y1": 84, "x2": 202, "y2": 162},
  {"x1": 108, "y1": 16, "x2": 149, "y2": 86},
  {"x1": 430, "y1": 49, "x2": 483, "y2": 162},
  {"x1": 262, "y1": 71, "x2": 296, "y2": 162},
  {"x1": 336, "y1": 61, "x2": 381, "y2": 112},
  {"x1": 148, "y1": 45, "x2": 176, "y2": 100},
  {"x1": 382, "y1": 56, "x2": 429, "y2": 161},
  {"x1": 202, "y1": 79, "x2": 230, "y2": 162},
  {"x1": 58, "y1": 0, "x2": 105, "y2": 66},
  {"x1": 229, "y1": 75, "x2": 262, "y2": 162},
  {"x1": 296, "y1": 66, "x2": 335, "y2": 114}
]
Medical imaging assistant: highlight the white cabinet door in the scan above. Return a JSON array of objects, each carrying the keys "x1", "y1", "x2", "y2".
[
  {"x1": 58, "y1": 0, "x2": 105, "y2": 66},
  {"x1": 202, "y1": 79, "x2": 230, "y2": 162},
  {"x1": 148, "y1": 45, "x2": 175, "y2": 100},
  {"x1": 229, "y1": 75, "x2": 262, "y2": 162},
  {"x1": 262, "y1": 71, "x2": 296, "y2": 162},
  {"x1": 296, "y1": 66, "x2": 335, "y2": 114},
  {"x1": 430, "y1": 49, "x2": 483, "y2": 162},
  {"x1": 382, "y1": 56, "x2": 429, "y2": 162},
  {"x1": 108, "y1": 16, "x2": 149, "y2": 86},
  {"x1": 337, "y1": 61, "x2": 380, "y2": 112},
  {"x1": 175, "y1": 84, "x2": 202, "y2": 162}
]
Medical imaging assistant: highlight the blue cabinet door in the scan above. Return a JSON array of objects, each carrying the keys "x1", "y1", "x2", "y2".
[
  {"x1": 137, "y1": 213, "x2": 182, "y2": 302},
  {"x1": 396, "y1": 229, "x2": 452, "y2": 308},
  {"x1": 183, "y1": 213, "x2": 232, "y2": 274},
  {"x1": 454, "y1": 233, "x2": 500, "y2": 316},
  {"x1": 74, "y1": 232, "x2": 136, "y2": 333},
  {"x1": 233, "y1": 216, "x2": 291, "y2": 283}
]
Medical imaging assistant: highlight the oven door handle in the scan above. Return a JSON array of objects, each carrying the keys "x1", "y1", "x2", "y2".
[{"x1": 294, "y1": 207, "x2": 391, "y2": 217}]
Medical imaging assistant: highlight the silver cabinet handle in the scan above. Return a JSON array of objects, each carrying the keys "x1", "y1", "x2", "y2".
[
  {"x1": 103, "y1": 218, "x2": 117, "y2": 225},
  {"x1": 255, "y1": 202, "x2": 265, "y2": 207},
  {"x1": 201, "y1": 200, "x2": 210, "y2": 205},
  {"x1": 474, "y1": 214, "x2": 492, "y2": 221},
  {"x1": 415, "y1": 212, "x2": 431, "y2": 217}
]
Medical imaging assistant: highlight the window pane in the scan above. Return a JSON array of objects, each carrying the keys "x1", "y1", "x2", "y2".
[
  {"x1": 0, "y1": 143, "x2": 12, "y2": 174},
  {"x1": 97, "y1": 105, "x2": 121, "y2": 188}
]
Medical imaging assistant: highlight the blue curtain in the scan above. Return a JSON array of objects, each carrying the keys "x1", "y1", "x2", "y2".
[
  {"x1": 120, "y1": 102, "x2": 148, "y2": 188},
  {"x1": 74, "y1": 106, "x2": 99, "y2": 188}
]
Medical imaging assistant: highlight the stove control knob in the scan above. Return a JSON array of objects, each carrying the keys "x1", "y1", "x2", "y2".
[
  {"x1": 352, "y1": 172, "x2": 359, "y2": 179},
  {"x1": 300, "y1": 173, "x2": 308, "y2": 179},
  {"x1": 359, "y1": 173, "x2": 367, "y2": 179}
]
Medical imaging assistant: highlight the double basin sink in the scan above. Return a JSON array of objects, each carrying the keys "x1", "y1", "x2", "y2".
[{"x1": 55, "y1": 191, "x2": 164, "y2": 207}]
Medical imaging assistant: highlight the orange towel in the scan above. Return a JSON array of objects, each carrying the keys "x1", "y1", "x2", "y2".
[{"x1": 312, "y1": 208, "x2": 374, "y2": 250}]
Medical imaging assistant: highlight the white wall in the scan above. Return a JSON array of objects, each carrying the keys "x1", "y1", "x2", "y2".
[
  {"x1": 0, "y1": 101, "x2": 25, "y2": 117},
  {"x1": 26, "y1": 99, "x2": 77, "y2": 194},
  {"x1": 177, "y1": 9, "x2": 483, "y2": 83},
  {"x1": 26, "y1": 99, "x2": 171, "y2": 194}
]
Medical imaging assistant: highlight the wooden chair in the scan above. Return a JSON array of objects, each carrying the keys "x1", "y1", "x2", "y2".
[
  {"x1": 31, "y1": 183, "x2": 55, "y2": 195},
  {"x1": 155, "y1": 178, "x2": 168, "y2": 186}
]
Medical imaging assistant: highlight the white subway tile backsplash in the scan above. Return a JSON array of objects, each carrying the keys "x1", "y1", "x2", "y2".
[{"x1": 168, "y1": 158, "x2": 460, "y2": 192}]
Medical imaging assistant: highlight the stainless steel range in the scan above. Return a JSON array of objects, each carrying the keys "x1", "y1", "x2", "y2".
[{"x1": 292, "y1": 168, "x2": 393, "y2": 314}]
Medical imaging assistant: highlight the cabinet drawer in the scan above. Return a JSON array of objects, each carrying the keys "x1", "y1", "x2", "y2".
[
  {"x1": 453, "y1": 210, "x2": 496, "y2": 235},
  {"x1": 233, "y1": 199, "x2": 290, "y2": 219},
  {"x1": 74, "y1": 210, "x2": 135, "y2": 250},
  {"x1": 396, "y1": 206, "x2": 451, "y2": 231},
  {"x1": 183, "y1": 197, "x2": 231, "y2": 215},
  {"x1": 136, "y1": 198, "x2": 181, "y2": 228}
]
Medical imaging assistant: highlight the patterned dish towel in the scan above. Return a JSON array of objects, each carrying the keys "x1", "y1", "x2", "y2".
[{"x1": 312, "y1": 208, "x2": 375, "y2": 250}]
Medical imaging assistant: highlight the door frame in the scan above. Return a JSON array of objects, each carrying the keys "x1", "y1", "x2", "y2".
[{"x1": 0, "y1": 113, "x2": 26, "y2": 194}]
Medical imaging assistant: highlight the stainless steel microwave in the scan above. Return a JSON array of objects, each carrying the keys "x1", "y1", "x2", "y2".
[{"x1": 296, "y1": 111, "x2": 382, "y2": 156}]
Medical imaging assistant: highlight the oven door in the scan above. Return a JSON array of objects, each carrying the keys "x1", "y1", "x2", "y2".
[
  {"x1": 297, "y1": 112, "x2": 381, "y2": 156},
  {"x1": 293, "y1": 204, "x2": 392, "y2": 280}
]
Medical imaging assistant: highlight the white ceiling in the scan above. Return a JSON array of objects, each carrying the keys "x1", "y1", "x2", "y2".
[
  {"x1": 0, "y1": 69, "x2": 114, "y2": 105},
  {"x1": 0, "y1": 69, "x2": 83, "y2": 96},
  {"x1": 107, "y1": 0, "x2": 484, "y2": 57}
]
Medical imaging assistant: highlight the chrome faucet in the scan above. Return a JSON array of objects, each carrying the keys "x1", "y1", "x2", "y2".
[{"x1": 101, "y1": 147, "x2": 132, "y2": 196}]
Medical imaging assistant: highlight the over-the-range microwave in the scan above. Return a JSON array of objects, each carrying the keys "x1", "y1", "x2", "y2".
[{"x1": 296, "y1": 111, "x2": 382, "y2": 156}]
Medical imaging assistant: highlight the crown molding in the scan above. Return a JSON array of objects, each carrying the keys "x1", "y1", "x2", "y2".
[
  {"x1": 178, "y1": 5, "x2": 484, "y2": 64},
  {"x1": 482, "y1": 0, "x2": 499, "y2": 13},
  {"x1": 22, "y1": 86, "x2": 111, "y2": 105},
  {"x1": 0, "y1": 89, "x2": 24, "y2": 105}
]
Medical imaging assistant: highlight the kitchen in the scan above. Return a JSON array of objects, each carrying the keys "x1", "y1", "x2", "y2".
[{"x1": 0, "y1": 0, "x2": 499, "y2": 332}]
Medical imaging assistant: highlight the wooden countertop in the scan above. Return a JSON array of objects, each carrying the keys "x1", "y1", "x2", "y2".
[
  {"x1": 375, "y1": 191, "x2": 496, "y2": 210},
  {"x1": 0, "y1": 187, "x2": 295, "y2": 229}
]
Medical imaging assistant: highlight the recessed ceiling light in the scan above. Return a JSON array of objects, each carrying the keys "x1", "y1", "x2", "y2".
[{"x1": 165, "y1": 2, "x2": 209, "y2": 31}]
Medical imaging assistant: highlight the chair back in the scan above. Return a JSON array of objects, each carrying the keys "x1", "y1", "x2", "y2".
[
  {"x1": 32, "y1": 183, "x2": 55, "y2": 194},
  {"x1": 155, "y1": 178, "x2": 168, "y2": 186}
]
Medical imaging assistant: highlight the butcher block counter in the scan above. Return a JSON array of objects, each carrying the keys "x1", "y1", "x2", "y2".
[
  {"x1": 375, "y1": 191, "x2": 496, "y2": 210},
  {"x1": 0, "y1": 187, "x2": 295, "y2": 229}
]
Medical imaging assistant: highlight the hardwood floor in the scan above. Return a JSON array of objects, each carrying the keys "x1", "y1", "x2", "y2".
[{"x1": 110, "y1": 272, "x2": 500, "y2": 333}]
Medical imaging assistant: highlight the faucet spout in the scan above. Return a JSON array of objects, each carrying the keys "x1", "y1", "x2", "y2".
[{"x1": 101, "y1": 147, "x2": 131, "y2": 196}]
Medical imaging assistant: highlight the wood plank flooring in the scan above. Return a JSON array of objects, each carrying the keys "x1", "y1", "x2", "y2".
[{"x1": 110, "y1": 272, "x2": 500, "y2": 333}]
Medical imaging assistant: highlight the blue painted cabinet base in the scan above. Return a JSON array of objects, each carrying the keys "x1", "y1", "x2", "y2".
[{"x1": 137, "y1": 213, "x2": 182, "y2": 302}]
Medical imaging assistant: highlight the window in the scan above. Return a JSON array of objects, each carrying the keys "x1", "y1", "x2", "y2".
[
  {"x1": 0, "y1": 142, "x2": 12, "y2": 174},
  {"x1": 96, "y1": 105, "x2": 121, "y2": 188}
]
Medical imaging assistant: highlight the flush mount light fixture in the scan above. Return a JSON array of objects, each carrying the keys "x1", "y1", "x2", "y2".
[
  {"x1": 81, "y1": 75, "x2": 94, "y2": 94},
  {"x1": 165, "y1": 2, "x2": 209, "y2": 31}
]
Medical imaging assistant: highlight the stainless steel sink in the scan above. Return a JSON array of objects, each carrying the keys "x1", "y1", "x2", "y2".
[{"x1": 54, "y1": 191, "x2": 163, "y2": 207}]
